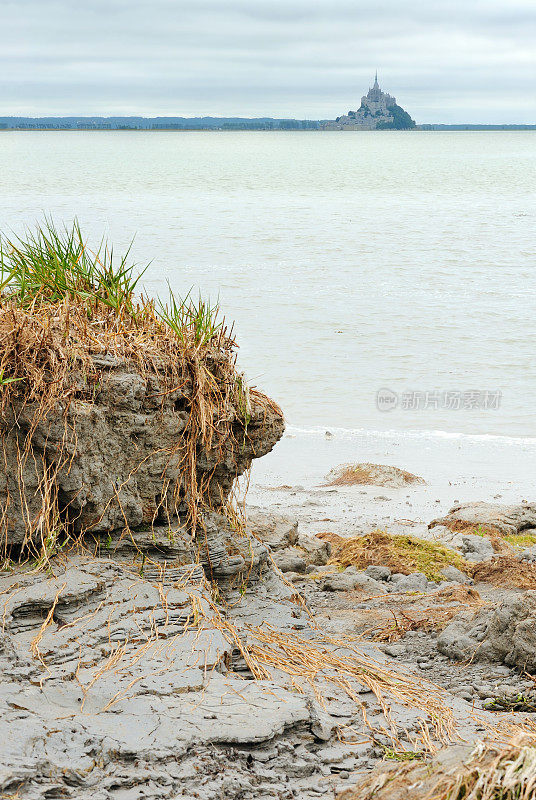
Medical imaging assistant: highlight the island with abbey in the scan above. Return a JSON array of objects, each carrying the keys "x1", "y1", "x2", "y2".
[{"x1": 323, "y1": 73, "x2": 416, "y2": 130}]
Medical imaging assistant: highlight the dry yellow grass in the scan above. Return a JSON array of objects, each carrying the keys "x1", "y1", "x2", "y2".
[
  {"x1": 338, "y1": 734, "x2": 536, "y2": 800},
  {"x1": 470, "y1": 556, "x2": 536, "y2": 589},
  {"x1": 366, "y1": 585, "x2": 484, "y2": 643}
]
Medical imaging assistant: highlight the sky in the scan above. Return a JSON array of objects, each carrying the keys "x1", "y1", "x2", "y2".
[{"x1": 1, "y1": 0, "x2": 535, "y2": 123}]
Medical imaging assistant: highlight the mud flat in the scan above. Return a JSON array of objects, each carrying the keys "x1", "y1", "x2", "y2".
[
  {"x1": 1, "y1": 225, "x2": 536, "y2": 799},
  {"x1": 3, "y1": 498, "x2": 536, "y2": 799}
]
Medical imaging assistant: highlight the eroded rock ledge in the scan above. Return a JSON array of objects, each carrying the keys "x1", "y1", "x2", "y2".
[{"x1": 1, "y1": 354, "x2": 284, "y2": 550}]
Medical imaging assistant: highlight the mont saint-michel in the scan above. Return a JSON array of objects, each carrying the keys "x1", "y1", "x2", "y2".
[{"x1": 324, "y1": 73, "x2": 416, "y2": 130}]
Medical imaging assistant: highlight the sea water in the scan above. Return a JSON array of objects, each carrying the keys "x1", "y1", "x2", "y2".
[{"x1": 1, "y1": 130, "x2": 535, "y2": 494}]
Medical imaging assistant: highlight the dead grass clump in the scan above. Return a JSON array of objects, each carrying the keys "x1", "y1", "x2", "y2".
[
  {"x1": 338, "y1": 734, "x2": 536, "y2": 800},
  {"x1": 438, "y1": 521, "x2": 513, "y2": 555},
  {"x1": 369, "y1": 608, "x2": 460, "y2": 642},
  {"x1": 441, "y1": 520, "x2": 505, "y2": 537},
  {"x1": 210, "y1": 620, "x2": 457, "y2": 749},
  {"x1": 325, "y1": 463, "x2": 424, "y2": 488},
  {"x1": 433, "y1": 584, "x2": 482, "y2": 605},
  {"x1": 470, "y1": 557, "x2": 536, "y2": 589},
  {"x1": 368, "y1": 586, "x2": 483, "y2": 643},
  {"x1": 319, "y1": 530, "x2": 467, "y2": 582}
]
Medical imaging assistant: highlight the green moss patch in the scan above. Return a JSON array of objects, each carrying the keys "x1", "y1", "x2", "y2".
[
  {"x1": 326, "y1": 530, "x2": 467, "y2": 582},
  {"x1": 503, "y1": 533, "x2": 536, "y2": 548}
]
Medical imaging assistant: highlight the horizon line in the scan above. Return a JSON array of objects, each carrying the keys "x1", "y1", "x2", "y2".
[{"x1": 1, "y1": 115, "x2": 535, "y2": 127}]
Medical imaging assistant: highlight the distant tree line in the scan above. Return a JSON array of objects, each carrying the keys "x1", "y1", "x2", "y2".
[
  {"x1": 0, "y1": 117, "x2": 321, "y2": 131},
  {"x1": 2, "y1": 117, "x2": 533, "y2": 132}
]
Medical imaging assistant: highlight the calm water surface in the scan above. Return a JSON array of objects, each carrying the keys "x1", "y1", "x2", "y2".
[{"x1": 1, "y1": 131, "x2": 535, "y2": 446}]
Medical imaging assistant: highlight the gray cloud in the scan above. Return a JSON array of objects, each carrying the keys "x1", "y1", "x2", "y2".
[{"x1": 1, "y1": 0, "x2": 535, "y2": 122}]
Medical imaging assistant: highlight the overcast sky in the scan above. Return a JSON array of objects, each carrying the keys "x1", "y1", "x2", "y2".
[{"x1": 1, "y1": 0, "x2": 535, "y2": 123}]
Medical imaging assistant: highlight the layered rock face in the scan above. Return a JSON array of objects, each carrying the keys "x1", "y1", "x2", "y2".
[{"x1": 1, "y1": 353, "x2": 284, "y2": 549}]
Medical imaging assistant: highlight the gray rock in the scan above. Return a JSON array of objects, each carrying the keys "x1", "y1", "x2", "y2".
[
  {"x1": 284, "y1": 572, "x2": 304, "y2": 583},
  {"x1": 438, "y1": 591, "x2": 536, "y2": 671},
  {"x1": 297, "y1": 534, "x2": 332, "y2": 566},
  {"x1": 325, "y1": 463, "x2": 425, "y2": 488},
  {"x1": 320, "y1": 572, "x2": 358, "y2": 592},
  {"x1": 365, "y1": 565, "x2": 391, "y2": 581},
  {"x1": 381, "y1": 644, "x2": 406, "y2": 658},
  {"x1": 394, "y1": 572, "x2": 428, "y2": 593},
  {"x1": 440, "y1": 565, "x2": 471, "y2": 584},
  {"x1": 352, "y1": 572, "x2": 386, "y2": 593},
  {"x1": 247, "y1": 510, "x2": 299, "y2": 551},
  {"x1": 461, "y1": 534, "x2": 495, "y2": 562},
  {"x1": 1, "y1": 357, "x2": 284, "y2": 547},
  {"x1": 273, "y1": 549, "x2": 307, "y2": 574},
  {"x1": 320, "y1": 569, "x2": 384, "y2": 594},
  {"x1": 0, "y1": 552, "x2": 339, "y2": 798},
  {"x1": 519, "y1": 545, "x2": 536, "y2": 562},
  {"x1": 429, "y1": 501, "x2": 536, "y2": 538},
  {"x1": 316, "y1": 745, "x2": 352, "y2": 764},
  {"x1": 307, "y1": 564, "x2": 336, "y2": 575},
  {"x1": 431, "y1": 524, "x2": 457, "y2": 539}
]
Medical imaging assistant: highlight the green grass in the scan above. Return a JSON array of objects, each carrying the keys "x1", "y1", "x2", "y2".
[
  {"x1": 382, "y1": 746, "x2": 424, "y2": 761},
  {"x1": 157, "y1": 285, "x2": 222, "y2": 346},
  {"x1": 504, "y1": 533, "x2": 536, "y2": 548},
  {"x1": 0, "y1": 367, "x2": 22, "y2": 387},
  {"x1": 0, "y1": 218, "x2": 144, "y2": 313},
  {"x1": 484, "y1": 694, "x2": 536, "y2": 712},
  {"x1": 0, "y1": 219, "x2": 222, "y2": 345}
]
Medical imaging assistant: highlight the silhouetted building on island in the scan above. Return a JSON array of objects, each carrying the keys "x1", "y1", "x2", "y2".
[{"x1": 324, "y1": 73, "x2": 416, "y2": 130}]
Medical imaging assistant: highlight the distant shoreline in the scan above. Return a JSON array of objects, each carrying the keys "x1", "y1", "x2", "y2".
[
  {"x1": 2, "y1": 127, "x2": 535, "y2": 133},
  {"x1": 1, "y1": 117, "x2": 535, "y2": 132}
]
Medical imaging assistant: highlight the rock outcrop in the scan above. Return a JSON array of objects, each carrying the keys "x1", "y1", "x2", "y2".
[
  {"x1": 0, "y1": 554, "x2": 319, "y2": 799},
  {"x1": 325, "y1": 463, "x2": 425, "y2": 488},
  {"x1": 429, "y1": 502, "x2": 536, "y2": 538},
  {"x1": 1, "y1": 354, "x2": 284, "y2": 552},
  {"x1": 438, "y1": 591, "x2": 536, "y2": 671},
  {"x1": 0, "y1": 542, "x2": 504, "y2": 800}
]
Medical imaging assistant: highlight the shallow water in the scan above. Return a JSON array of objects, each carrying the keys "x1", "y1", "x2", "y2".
[{"x1": 1, "y1": 130, "x2": 535, "y2": 486}]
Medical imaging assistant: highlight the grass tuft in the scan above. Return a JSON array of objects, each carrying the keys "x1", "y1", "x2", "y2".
[
  {"x1": 338, "y1": 734, "x2": 536, "y2": 800},
  {"x1": 0, "y1": 219, "x2": 260, "y2": 563},
  {"x1": 157, "y1": 286, "x2": 222, "y2": 346},
  {"x1": 319, "y1": 530, "x2": 467, "y2": 582},
  {"x1": 503, "y1": 533, "x2": 536, "y2": 548}
]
